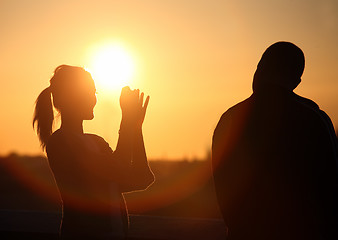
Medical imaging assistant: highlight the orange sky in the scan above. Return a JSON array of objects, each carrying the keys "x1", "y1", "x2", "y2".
[{"x1": 1, "y1": 0, "x2": 337, "y2": 159}]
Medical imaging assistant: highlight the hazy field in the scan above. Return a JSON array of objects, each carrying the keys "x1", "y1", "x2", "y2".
[{"x1": 0, "y1": 154, "x2": 222, "y2": 219}]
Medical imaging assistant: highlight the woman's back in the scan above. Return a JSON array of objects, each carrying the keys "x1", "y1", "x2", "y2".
[{"x1": 46, "y1": 129, "x2": 127, "y2": 239}]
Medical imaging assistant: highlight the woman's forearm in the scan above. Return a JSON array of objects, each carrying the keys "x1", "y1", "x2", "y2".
[
  {"x1": 113, "y1": 87, "x2": 153, "y2": 191},
  {"x1": 113, "y1": 117, "x2": 135, "y2": 165},
  {"x1": 131, "y1": 126, "x2": 154, "y2": 188},
  {"x1": 132, "y1": 127, "x2": 147, "y2": 165}
]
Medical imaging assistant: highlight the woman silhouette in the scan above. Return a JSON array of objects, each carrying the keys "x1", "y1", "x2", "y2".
[{"x1": 33, "y1": 65, "x2": 154, "y2": 239}]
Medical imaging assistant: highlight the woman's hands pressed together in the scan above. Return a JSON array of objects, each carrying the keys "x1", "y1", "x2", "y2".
[{"x1": 120, "y1": 86, "x2": 150, "y2": 128}]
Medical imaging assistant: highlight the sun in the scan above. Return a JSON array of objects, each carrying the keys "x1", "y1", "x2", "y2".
[{"x1": 87, "y1": 44, "x2": 135, "y2": 93}]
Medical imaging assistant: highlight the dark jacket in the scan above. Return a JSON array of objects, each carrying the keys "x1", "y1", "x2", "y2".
[{"x1": 212, "y1": 85, "x2": 338, "y2": 240}]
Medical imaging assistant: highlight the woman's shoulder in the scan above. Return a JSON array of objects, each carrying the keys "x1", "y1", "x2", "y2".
[
  {"x1": 85, "y1": 133, "x2": 106, "y2": 142},
  {"x1": 47, "y1": 129, "x2": 63, "y2": 150},
  {"x1": 85, "y1": 133, "x2": 113, "y2": 153},
  {"x1": 46, "y1": 130, "x2": 113, "y2": 156},
  {"x1": 46, "y1": 129, "x2": 76, "y2": 156}
]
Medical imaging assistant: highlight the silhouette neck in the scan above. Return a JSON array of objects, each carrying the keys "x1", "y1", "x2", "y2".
[
  {"x1": 60, "y1": 114, "x2": 84, "y2": 134},
  {"x1": 253, "y1": 81, "x2": 293, "y2": 94}
]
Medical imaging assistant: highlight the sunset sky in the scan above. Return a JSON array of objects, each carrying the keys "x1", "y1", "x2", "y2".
[{"x1": 1, "y1": 0, "x2": 337, "y2": 159}]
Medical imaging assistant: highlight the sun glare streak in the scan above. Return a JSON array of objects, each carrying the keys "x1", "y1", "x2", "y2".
[{"x1": 87, "y1": 44, "x2": 135, "y2": 93}]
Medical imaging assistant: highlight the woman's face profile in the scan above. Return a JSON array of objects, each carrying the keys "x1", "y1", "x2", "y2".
[
  {"x1": 61, "y1": 72, "x2": 97, "y2": 121},
  {"x1": 77, "y1": 75, "x2": 97, "y2": 120}
]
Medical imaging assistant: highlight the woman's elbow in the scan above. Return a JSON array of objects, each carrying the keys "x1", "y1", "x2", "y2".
[
  {"x1": 121, "y1": 172, "x2": 154, "y2": 193},
  {"x1": 139, "y1": 171, "x2": 155, "y2": 190}
]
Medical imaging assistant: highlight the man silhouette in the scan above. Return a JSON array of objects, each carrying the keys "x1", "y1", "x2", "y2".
[{"x1": 212, "y1": 42, "x2": 338, "y2": 240}]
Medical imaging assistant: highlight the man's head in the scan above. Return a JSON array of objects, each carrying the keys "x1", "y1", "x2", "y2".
[{"x1": 253, "y1": 41, "x2": 305, "y2": 91}]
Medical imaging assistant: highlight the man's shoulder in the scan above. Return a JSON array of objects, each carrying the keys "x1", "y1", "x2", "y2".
[
  {"x1": 291, "y1": 93, "x2": 331, "y2": 123},
  {"x1": 214, "y1": 96, "x2": 253, "y2": 139},
  {"x1": 218, "y1": 96, "x2": 253, "y2": 123},
  {"x1": 293, "y1": 93, "x2": 336, "y2": 137},
  {"x1": 292, "y1": 93, "x2": 319, "y2": 110}
]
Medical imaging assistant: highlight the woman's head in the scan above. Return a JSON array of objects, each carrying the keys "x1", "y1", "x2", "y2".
[
  {"x1": 33, "y1": 65, "x2": 97, "y2": 149},
  {"x1": 50, "y1": 65, "x2": 97, "y2": 119}
]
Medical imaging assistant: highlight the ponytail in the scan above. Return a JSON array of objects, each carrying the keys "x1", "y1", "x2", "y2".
[{"x1": 33, "y1": 87, "x2": 54, "y2": 150}]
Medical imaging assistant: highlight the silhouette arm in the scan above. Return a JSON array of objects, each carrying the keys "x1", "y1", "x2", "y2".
[
  {"x1": 109, "y1": 87, "x2": 154, "y2": 192},
  {"x1": 129, "y1": 125, "x2": 154, "y2": 191},
  {"x1": 111, "y1": 119, "x2": 154, "y2": 192}
]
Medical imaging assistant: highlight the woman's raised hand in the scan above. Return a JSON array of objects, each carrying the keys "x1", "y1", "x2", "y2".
[{"x1": 120, "y1": 86, "x2": 149, "y2": 127}]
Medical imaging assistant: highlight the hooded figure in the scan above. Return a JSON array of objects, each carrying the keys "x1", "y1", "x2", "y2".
[{"x1": 212, "y1": 42, "x2": 338, "y2": 240}]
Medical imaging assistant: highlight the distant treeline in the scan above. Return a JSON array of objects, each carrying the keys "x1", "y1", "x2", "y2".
[{"x1": 0, "y1": 153, "x2": 222, "y2": 219}]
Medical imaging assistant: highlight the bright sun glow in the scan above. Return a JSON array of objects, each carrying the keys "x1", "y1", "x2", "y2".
[{"x1": 88, "y1": 44, "x2": 135, "y2": 92}]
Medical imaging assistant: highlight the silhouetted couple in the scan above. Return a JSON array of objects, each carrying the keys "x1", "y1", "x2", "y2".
[
  {"x1": 33, "y1": 42, "x2": 338, "y2": 240},
  {"x1": 212, "y1": 42, "x2": 338, "y2": 240}
]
